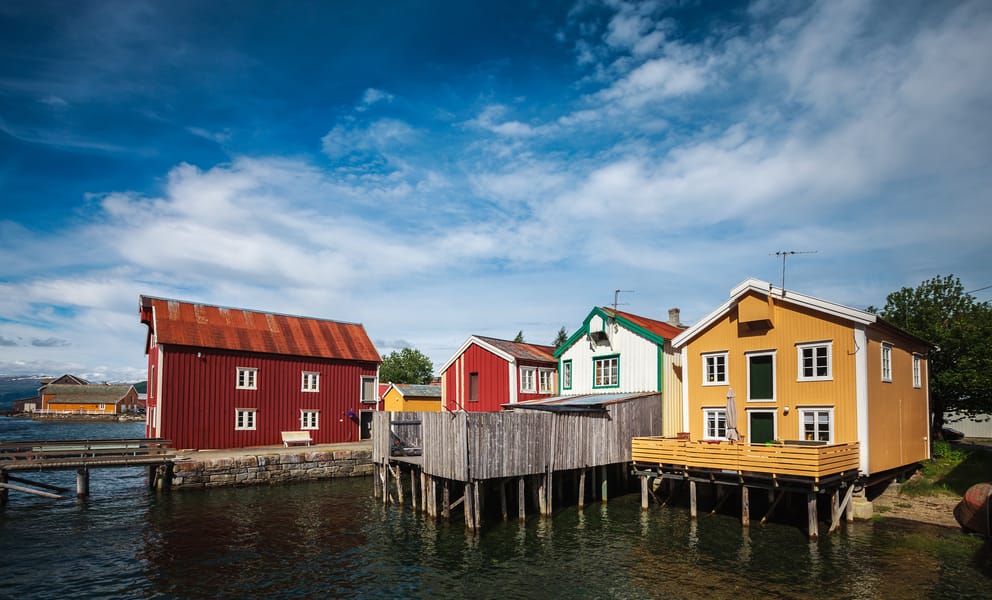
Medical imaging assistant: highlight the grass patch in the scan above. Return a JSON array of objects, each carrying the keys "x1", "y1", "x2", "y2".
[
  {"x1": 876, "y1": 505, "x2": 892, "y2": 513},
  {"x1": 901, "y1": 441, "x2": 992, "y2": 497}
]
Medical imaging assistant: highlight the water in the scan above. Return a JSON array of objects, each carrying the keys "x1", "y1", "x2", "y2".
[{"x1": 1, "y1": 417, "x2": 990, "y2": 599}]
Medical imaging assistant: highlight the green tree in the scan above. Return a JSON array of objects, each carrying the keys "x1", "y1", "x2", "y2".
[
  {"x1": 379, "y1": 347, "x2": 435, "y2": 384},
  {"x1": 874, "y1": 275, "x2": 992, "y2": 436},
  {"x1": 513, "y1": 330, "x2": 524, "y2": 343},
  {"x1": 552, "y1": 326, "x2": 568, "y2": 350}
]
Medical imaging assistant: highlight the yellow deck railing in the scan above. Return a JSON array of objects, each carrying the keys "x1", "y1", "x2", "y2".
[{"x1": 632, "y1": 437, "x2": 860, "y2": 480}]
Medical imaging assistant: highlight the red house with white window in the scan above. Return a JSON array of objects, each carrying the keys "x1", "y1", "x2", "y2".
[
  {"x1": 440, "y1": 335, "x2": 557, "y2": 412},
  {"x1": 139, "y1": 295, "x2": 381, "y2": 450}
]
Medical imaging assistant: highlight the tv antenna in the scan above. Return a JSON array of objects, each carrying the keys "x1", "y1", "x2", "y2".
[
  {"x1": 613, "y1": 289, "x2": 634, "y2": 311},
  {"x1": 770, "y1": 250, "x2": 817, "y2": 291}
]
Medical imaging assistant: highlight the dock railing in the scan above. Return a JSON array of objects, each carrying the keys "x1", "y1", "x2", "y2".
[
  {"x1": 632, "y1": 437, "x2": 860, "y2": 481},
  {"x1": 0, "y1": 438, "x2": 174, "y2": 469}
]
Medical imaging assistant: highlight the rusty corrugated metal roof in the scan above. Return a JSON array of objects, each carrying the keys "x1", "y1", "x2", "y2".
[
  {"x1": 475, "y1": 336, "x2": 556, "y2": 364},
  {"x1": 604, "y1": 308, "x2": 685, "y2": 340},
  {"x1": 141, "y1": 296, "x2": 380, "y2": 363}
]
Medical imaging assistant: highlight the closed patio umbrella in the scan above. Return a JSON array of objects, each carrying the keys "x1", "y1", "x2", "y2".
[{"x1": 726, "y1": 387, "x2": 740, "y2": 442}]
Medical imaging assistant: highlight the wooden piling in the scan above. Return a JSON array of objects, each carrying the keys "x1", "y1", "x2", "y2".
[
  {"x1": 741, "y1": 486, "x2": 750, "y2": 528},
  {"x1": 500, "y1": 479, "x2": 508, "y2": 521},
  {"x1": 690, "y1": 480, "x2": 698, "y2": 519},
  {"x1": 474, "y1": 481, "x2": 482, "y2": 530},
  {"x1": 395, "y1": 465, "x2": 404, "y2": 507},
  {"x1": 410, "y1": 469, "x2": 418, "y2": 511},
  {"x1": 372, "y1": 465, "x2": 381, "y2": 499},
  {"x1": 0, "y1": 471, "x2": 8, "y2": 506},
  {"x1": 421, "y1": 470, "x2": 428, "y2": 513},
  {"x1": 640, "y1": 476, "x2": 649, "y2": 510},
  {"x1": 538, "y1": 475, "x2": 548, "y2": 516},
  {"x1": 382, "y1": 462, "x2": 390, "y2": 506},
  {"x1": 518, "y1": 477, "x2": 526, "y2": 522},
  {"x1": 600, "y1": 465, "x2": 608, "y2": 503},
  {"x1": 578, "y1": 469, "x2": 586, "y2": 510},
  {"x1": 443, "y1": 480, "x2": 450, "y2": 519},
  {"x1": 807, "y1": 492, "x2": 819, "y2": 539}
]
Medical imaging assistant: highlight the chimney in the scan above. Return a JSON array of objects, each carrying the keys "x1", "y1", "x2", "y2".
[{"x1": 667, "y1": 307, "x2": 683, "y2": 328}]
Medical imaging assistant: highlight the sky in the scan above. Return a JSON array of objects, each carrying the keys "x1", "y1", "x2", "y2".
[{"x1": 1, "y1": 0, "x2": 990, "y2": 382}]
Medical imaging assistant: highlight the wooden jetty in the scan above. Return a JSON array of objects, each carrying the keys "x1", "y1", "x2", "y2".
[
  {"x1": 0, "y1": 438, "x2": 175, "y2": 503},
  {"x1": 371, "y1": 392, "x2": 662, "y2": 531}
]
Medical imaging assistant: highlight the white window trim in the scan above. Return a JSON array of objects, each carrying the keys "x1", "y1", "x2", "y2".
[
  {"x1": 235, "y1": 408, "x2": 257, "y2": 431},
  {"x1": 593, "y1": 355, "x2": 620, "y2": 388},
  {"x1": 538, "y1": 368, "x2": 555, "y2": 394},
  {"x1": 561, "y1": 360, "x2": 572, "y2": 390},
  {"x1": 702, "y1": 407, "x2": 727, "y2": 440},
  {"x1": 520, "y1": 367, "x2": 536, "y2": 393},
  {"x1": 746, "y1": 408, "x2": 777, "y2": 443},
  {"x1": 746, "y1": 350, "x2": 776, "y2": 402},
  {"x1": 301, "y1": 371, "x2": 320, "y2": 392},
  {"x1": 796, "y1": 341, "x2": 833, "y2": 382},
  {"x1": 913, "y1": 354, "x2": 922, "y2": 388},
  {"x1": 236, "y1": 367, "x2": 258, "y2": 390},
  {"x1": 300, "y1": 409, "x2": 320, "y2": 430},
  {"x1": 702, "y1": 351, "x2": 729, "y2": 386},
  {"x1": 881, "y1": 343, "x2": 893, "y2": 382},
  {"x1": 798, "y1": 406, "x2": 834, "y2": 444}
]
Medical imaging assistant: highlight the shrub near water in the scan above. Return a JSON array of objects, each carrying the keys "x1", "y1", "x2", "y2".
[{"x1": 901, "y1": 441, "x2": 991, "y2": 497}]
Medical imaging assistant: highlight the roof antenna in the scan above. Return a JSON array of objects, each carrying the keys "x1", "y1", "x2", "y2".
[
  {"x1": 770, "y1": 251, "x2": 817, "y2": 293},
  {"x1": 613, "y1": 289, "x2": 634, "y2": 312}
]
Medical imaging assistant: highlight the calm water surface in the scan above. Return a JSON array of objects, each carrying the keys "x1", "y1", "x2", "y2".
[{"x1": 1, "y1": 417, "x2": 989, "y2": 599}]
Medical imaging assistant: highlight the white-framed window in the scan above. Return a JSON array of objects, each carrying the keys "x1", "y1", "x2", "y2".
[
  {"x1": 881, "y1": 343, "x2": 892, "y2": 382},
  {"x1": 593, "y1": 355, "x2": 619, "y2": 388},
  {"x1": 361, "y1": 376, "x2": 376, "y2": 404},
  {"x1": 237, "y1": 367, "x2": 258, "y2": 390},
  {"x1": 235, "y1": 408, "x2": 256, "y2": 430},
  {"x1": 799, "y1": 407, "x2": 833, "y2": 443},
  {"x1": 797, "y1": 342, "x2": 832, "y2": 381},
  {"x1": 538, "y1": 369, "x2": 554, "y2": 394},
  {"x1": 702, "y1": 352, "x2": 728, "y2": 385},
  {"x1": 98, "y1": 403, "x2": 106, "y2": 411},
  {"x1": 300, "y1": 409, "x2": 319, "y2": 430},
  {"x1": 562, "y1": 360, "x2": 572, "y2": 390},
  {"x1": 301, "y1": 371, "x2": 320, "y2": 392},
  {"x1": 520, "y1": 367, "x2": 536, "y2": 393},
  {"x1": 703, "y1": 408, "x2": 727, "y2": 440},
  {"x1": 913, "y1": 354, "x2": 922, "y2": 388}
]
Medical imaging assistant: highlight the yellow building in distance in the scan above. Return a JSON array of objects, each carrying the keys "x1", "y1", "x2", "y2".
[{"x1": 382, "y1": 383, "x2": 442, "y2": 413}]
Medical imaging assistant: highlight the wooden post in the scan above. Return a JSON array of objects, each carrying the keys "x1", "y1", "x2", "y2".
[
  {"x1": 830, "y1": 489, "x2": 839, "y2": 530},
  {"x1": 807, "y1": 492, "x2": 819, "y2": 539},
  {"x1": 689, "y1": 480, "x2": 697, "y2": 520},
  {"x1": 427, "y1": 476, "x2": 436, "y2": 518},
  {"x1": 76, "y1": 468, "x2": 90, "y2": 497},
  {"x1": 0, "y1": 471, "x2": 8, "y2": 506},
  {"x1": 372, "y1": 465, "x2": 381, "y2": 499},
  {"x1": 421, "y1": 470, "x2": 428, "y2": 513},
  {"x1": 443, "y1": 480, "x2": 450, "y2": 519},
  {"x1": 538, "y1": 475, "x2": 548, "y2": 516},
  {"x1": 760, "y1": 490, "x2": 786, "y2": 525},
  {"x1": 393, "y1": 464, "x2": 403, "y2": 506},
  {"x1": 741, "y1": 486, "x2": 750, "y2": 528},
  {"x1": 383, "y1": 462, "x2": 390, "y2": 506},
  {"x1": 640, "y1": 476, "x2": 649, "y2": 510},
  {"x1": 601, "y1": 465, "x2": 608, "y2": 503},
  {"x1": 410, "y1": 469, "x2": 418, "y2": 511},
  {"x1": 500, "y1": 479, "x2": 508, "y2": 521},
  {"x1": 474, "y1": 481, "x2": 482, "y2": 530},
  {"x1": 518, "y1": 477, "x2": 526, "y2": 522},
  {"x1": 546, "y1": 471, "x2": 553, "y2": 516},
  {"x1": 578, "y1": 469, "x2": 587, "y2": 509},
  {"x1": 830, "y1": 485, "x2": 856, "y2": 534}
]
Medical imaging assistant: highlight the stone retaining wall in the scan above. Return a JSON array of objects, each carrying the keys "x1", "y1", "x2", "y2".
[{"x1": 170, "y1": 448, "x2": 373, "y2": 489}]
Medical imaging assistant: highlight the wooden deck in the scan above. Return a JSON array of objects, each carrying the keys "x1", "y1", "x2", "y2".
[{"x1": 632, "y1": 437, "x2": 860, "y2": 482}]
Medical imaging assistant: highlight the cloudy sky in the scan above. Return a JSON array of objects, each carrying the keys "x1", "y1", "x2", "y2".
[{"x1": 1, "y1": 0, "x2": 990, "y2": 382}]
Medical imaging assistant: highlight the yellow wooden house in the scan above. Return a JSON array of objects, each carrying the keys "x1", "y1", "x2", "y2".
[
  {"x1": 382, "y1": 383, "x2": 442, "y2": 412},
  {"x1": 634, "y1": 278, "x2": 931, "y2": 480}
]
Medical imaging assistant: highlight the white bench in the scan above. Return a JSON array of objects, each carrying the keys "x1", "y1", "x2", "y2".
[{"x1": 281, "y1": 431, "x2": 312, "y2": 447}]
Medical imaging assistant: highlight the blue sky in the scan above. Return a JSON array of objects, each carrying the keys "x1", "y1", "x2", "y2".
[{"x1": 1, "y1": 0, "x2": 990, "y2": 382}]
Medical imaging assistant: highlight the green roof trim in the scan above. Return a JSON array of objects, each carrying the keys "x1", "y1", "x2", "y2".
[{"x1": 553, "y1": 307, "x2": 671, "y2": 358}]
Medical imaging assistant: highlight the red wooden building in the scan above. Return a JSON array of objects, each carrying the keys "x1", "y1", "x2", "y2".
[
  {"x1": 440, "y1": 335, "x2": 557, "y2": 412},
  {"x1": 139, "y1": 295, "x2": 381, "y2": 450}
]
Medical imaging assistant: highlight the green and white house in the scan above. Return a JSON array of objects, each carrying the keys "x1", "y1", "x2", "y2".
[{"x1": 554, "y1": 307, "x2": 686, "y2": 436}]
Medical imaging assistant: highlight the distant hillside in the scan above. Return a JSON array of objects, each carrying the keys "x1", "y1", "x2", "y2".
[{"x1": 0, "y1": 376, "x2": 43, "y2": 411}]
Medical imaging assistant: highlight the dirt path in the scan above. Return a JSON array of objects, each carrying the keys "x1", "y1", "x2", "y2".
[{"x1": 873, "y1": 493, "x2": 961, "y2": 528}]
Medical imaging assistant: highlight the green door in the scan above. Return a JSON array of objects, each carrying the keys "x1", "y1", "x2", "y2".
[
  {"x1": 749, "y1": 354, "x2": 774, "y2": 400},
  {"x1": 749, "y1": 411, "x2": 775, "y2": 444}
]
